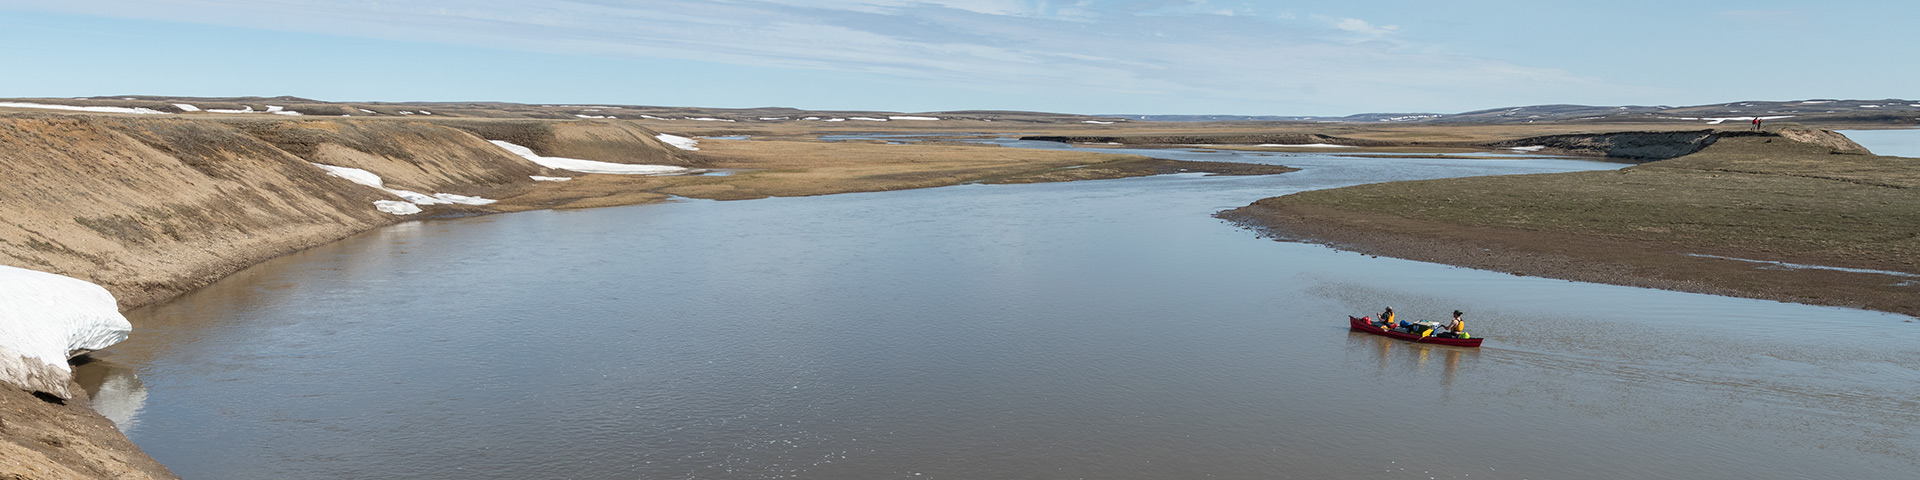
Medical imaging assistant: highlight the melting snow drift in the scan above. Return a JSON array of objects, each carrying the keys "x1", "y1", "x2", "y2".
[
  {"x1": 0, "y1": 102, "x2": 167, "y2": 115},
  {"x1": 490, "y1": 140, "x2": 689, "y2": 175},
  {"x1": 0, "y1": 265, "x2": 132, "y2": 398},
  {"x1": 310, "y1": 162, "x2": 497, "y2": 214},
  {"x1": 655, "y1": 134, "x2": 700, "y2": 151}
]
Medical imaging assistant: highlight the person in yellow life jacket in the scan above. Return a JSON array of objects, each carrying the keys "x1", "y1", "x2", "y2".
[
  {"x1": 1376, "y1": 307, "x2": 1396, "y2": 329},
  {"x1": 1444, "y1": 310, "x2": 1468, "y2": 339}
]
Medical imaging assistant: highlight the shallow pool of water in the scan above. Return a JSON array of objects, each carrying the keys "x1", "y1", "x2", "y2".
[{"x1": 83, "y1": 148, "x2": 1919, "y2": 479}]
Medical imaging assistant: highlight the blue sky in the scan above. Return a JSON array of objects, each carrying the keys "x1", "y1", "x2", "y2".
[{"x1": 0, "y1": 1, "x2": 1913, "y2": 115}]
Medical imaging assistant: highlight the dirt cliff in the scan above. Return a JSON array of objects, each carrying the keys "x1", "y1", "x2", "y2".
[{"x1": 0, "y1": 115, "x2": 680, "y2": 309}]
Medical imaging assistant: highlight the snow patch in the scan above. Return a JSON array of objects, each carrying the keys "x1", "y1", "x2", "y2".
[
  {"x1": 0, "y1": 265, "x2": 132, "y2": 398},
  {"x1": 687, "y1": 117, "x2": 734, "y2": 122},
  {"x1": 358, "y1": 108, "x2": 377, "y2": 114},
  {"x1": 1507, "y1": 145, "x2": 1547, "y2": 152},
  {"x1": 575, "y1": 114, "x2": 615, "y2": 119},
  {"x1": 311, "y1": 162, "x2": 386, "y2": 188},
  {"x1": 1082, "y1": 120, "x2": 1115, "y2": 124},
  {"x1": 310, "y1": 163, "x2": 496, "y2": 206},
  {"x1": 1701, "y1": 115, "x2": 1795, "y2": 124},
  {"x1": 490, "y1": 140, "x2": 690, "y2": 175},
  {"x1": 759, "y1": 117, "x2": 790, "y2": 121},
  {"x1": 655, "y1": 134, "x2": 700, "y2": 151},
  {"x1": 890, "y1": 115, "x2": 939, "y2": 121},
  {"x1": 433, "y1": 193, "x2": 497, "y2": 205},
  {"x1": 850, "y1": 117, "x2": 888, "y2": 121},
  {"x1": 172, "y1": 103, "x2": 200, "y2": 112},
  {"x1": 374, "y1": 200, "x2": 422, "y2": 215},
  {"x1": 1258, "y1": 143, "x2": 1354, "y2": 148},
  {"x1": 531, "y1": 175, "x2": 573, "y2": 182},
  {"x1": 0, "y1": 102, "x2": 168, "y2": 115},
  {"x1": 1800, "y1": 100, "x2": 1833, "y2": 104}
]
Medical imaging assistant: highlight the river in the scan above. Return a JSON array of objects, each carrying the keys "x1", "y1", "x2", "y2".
[
  {"x1": 1839, "y1": 128, "x2": 1920, "y2": 158},
  {"x1": 78, "y1": 142, "x2": 1919, "y2": 479}
]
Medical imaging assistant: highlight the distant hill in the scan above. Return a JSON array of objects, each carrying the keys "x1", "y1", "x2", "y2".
[
  {"x1": 3, "y1": 95, "x2": 1916, "y2": 126},
  {"x1": 1120, "y1": 99, "x2": 1920, "y2": 125}
]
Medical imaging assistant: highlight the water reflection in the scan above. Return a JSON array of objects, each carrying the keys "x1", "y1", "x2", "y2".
[
  {"x1": 72, "y1": 357, "x2": 147, "y2": 433},
  {"x1": 1348, "y1": 332, "x2": 1476, "y2": 397}
]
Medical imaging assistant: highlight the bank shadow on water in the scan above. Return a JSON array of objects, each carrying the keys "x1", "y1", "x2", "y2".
[{"x1": 91, "y1": 146, "x2": 1920, "y2": 479}]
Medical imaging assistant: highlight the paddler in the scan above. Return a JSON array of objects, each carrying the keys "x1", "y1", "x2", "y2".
[
  {"x1": 1376, "y1": 306, "x2": 1396, "y2": 329},
  {"x1": 1443, "y1": 310, "x2": 1468, "y2": 339}
]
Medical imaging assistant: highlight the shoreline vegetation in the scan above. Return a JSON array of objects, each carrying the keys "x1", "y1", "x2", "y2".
[{"x1": 1, "y1": 103, "x2": 1914, "y2": 478}]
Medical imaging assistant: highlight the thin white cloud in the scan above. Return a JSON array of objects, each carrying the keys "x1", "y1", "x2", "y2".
[
  {"x1": 0, "y1": 0, "x2": 1641, "y2": 113},
  {"x1": 1330, "y1": 17, "x2": 1398, "y2": 37}
]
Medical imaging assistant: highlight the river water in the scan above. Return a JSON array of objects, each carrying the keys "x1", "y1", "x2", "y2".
[
  {"x1": 79, "y1": 142, "x2": 1919, "y2": 479},
  {"x1": 1839, "y1": 128, "x2": 1920, "y2": 158}
]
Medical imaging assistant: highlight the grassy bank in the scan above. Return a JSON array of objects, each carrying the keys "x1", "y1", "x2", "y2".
[
  {"x1": 1223, "y1": 131, "x2": 1920, "y2": 317},
  {"x1": 493, "y1": 138, "x2": 1293, "y2": 209}
]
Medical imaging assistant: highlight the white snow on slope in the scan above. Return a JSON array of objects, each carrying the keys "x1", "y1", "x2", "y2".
[
  {"x1": 433, "y1": 193, "x2": 497, "y2": 205},
  {"x1": 1258, "y1": 143, "x2": 1354, "y2": 148},
  {"x1": 490, "y1": 140, "x2": 690, "y2": 175},
  {"x1": 358, "y1": 108, "x2": 377, "y2": 114},
  {"x1": 687, "y1": 117, "x2": 734, "y2": 122},
  {"x1": 208, "y1": 106, "x2": 255, "y2": 114},
  {"x1": 850, "y1": 117, "x2": 888, "y2": 121},
  {"x1": 575, "y1": 114, "x2": 615, "y2": 119},
  {"x1": 655, "y1": 134, "x2": 700, "y2": 151},
  {"x1": 1508, "y1": 145, "x2": 1547, "y2": 152},
  {"x1": 311, "y1": 162, "x2": 386, "y2": 188},
  {"x1": 0, "y1": 265, "x2": 132, "y2": 398},
  {"x1": 890, "y1": 116, "x2": 939, "y2": 121},
  {"x1": 0, "y1": 102, "x2": 168, "y2": 115},
  {"x1": 1082, "y1": 120, "x2": 1114, "y2": 124},
  {"x1": 173, "y1": 103, "x2": 200, "y2": 112},
  {"x1": 531, "y1": 175, "x2": 573, "y2": 182},
  {"x1": 309, "y1": 163, "x2": 497, "y2": 211},
  {"x1": 374, "y1": 200, "x2": 422, "y2": 215}
]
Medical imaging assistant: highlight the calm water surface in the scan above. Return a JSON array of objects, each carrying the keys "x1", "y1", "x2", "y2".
[
  {"x1": 1839, "y1": 128, "x2": 1920, "y2": 158},
  {"x1": 82, "y1": 145, "x2": 1920, "y2": 479}
]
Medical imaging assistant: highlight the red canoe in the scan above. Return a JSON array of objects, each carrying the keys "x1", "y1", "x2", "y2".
[{"x1": 1348, "y1": 316, "x2": 1483, "y2": 347}]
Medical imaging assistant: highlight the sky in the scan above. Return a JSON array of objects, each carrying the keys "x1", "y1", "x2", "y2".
[{"x1": 0, "y1": 0, "x2": 1914, "y2": 116}]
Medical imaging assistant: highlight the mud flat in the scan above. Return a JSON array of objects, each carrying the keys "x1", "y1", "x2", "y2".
[{"x1": 1221, "y1": 128, "x2": 1920, "y2": 317}]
